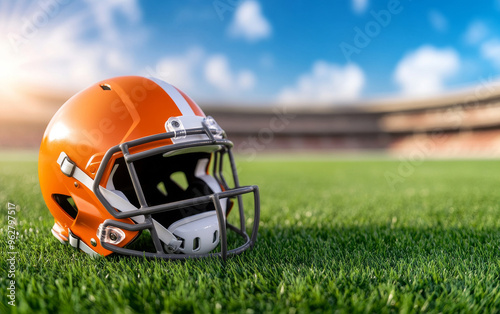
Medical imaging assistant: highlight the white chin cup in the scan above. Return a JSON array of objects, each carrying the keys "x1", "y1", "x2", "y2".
[{"x1": 168, "y1": 211, "x2": 221, "y2": 255}]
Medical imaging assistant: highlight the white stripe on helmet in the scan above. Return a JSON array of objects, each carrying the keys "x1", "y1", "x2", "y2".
[{"x1": 149, "y1": 78, "x2": 195, "y2": 116}]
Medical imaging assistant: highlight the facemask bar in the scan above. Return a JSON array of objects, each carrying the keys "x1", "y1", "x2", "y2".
[
  {"x1": 212, "y1": 148, "x2": 246, "y2": 235},
  {"x1": 92, "y1": 118, "x2": 260, "y2": 261}
]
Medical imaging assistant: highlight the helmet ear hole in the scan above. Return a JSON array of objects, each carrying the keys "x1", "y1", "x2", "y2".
[{"x1": 52, "y1": 194, "x2": 78, "y2": 219}]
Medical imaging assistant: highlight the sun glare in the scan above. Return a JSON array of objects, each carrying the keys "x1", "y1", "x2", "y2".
[
  {"x1": 0, "y1": 0, "x2": 84, "y2": 106},
  {"x1": 48, "y1": 122, "x2": 70, "y2": 141},
  {"x1": 0, "y1": 40, "x2": 22, "y2": 99},
  {"x1": 0, "y1": 0, "x2": 39, "y2": 101}
]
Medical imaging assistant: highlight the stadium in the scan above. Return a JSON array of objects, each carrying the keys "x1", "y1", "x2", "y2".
[
  {"x1": 209, "y1": 84, "x2": 500, "y2": 156},
  {"x1": 4, "y1": 82, "x2": 500, "y2": 156}
]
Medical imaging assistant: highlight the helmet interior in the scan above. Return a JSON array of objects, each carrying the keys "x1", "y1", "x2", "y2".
[{"x1": 108, "y1": 152, "x2": 218, "y2": 229}]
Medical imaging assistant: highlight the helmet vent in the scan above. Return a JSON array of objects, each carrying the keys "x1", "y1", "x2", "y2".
[
  {"x1": 193, "y1": 237, "x2": 201, "y2": 251},
  {"x1": 100, "y1": 84, "x2": 112, "y2": 91},
  {"x1": 53, "y1": 194, "x2": 78, "y2": 219}
]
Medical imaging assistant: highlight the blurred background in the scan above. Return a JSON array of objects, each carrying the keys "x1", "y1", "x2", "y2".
[{"x1": 2, "y1": 0, "x2": 500, "y2": 158}]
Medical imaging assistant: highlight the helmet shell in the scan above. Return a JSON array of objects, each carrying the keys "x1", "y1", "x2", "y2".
[{"x1": 39, "y1": 76, "x2": 205, "y2": 256}]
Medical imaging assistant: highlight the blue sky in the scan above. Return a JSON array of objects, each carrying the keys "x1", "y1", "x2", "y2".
[{"x1": 2, "y1": 0, "x2": 500, "y2": 107}]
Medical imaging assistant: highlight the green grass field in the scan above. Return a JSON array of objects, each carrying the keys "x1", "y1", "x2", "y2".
[{"x1": 2, "y1": 153, "x2": 500, "y2": 313}]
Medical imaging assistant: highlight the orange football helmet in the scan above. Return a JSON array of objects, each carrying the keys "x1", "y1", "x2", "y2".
[{"x1": 38, "y1": 76, "x2": 260, "y2": 261}]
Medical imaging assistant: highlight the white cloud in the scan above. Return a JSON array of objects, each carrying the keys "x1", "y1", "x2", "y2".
[
  {"x1": 151, "y1": 49, "x2": 256, "y2": 96},
  {"x1": 464, "y1": 21, "x2": 489, "y2": 45},
  {"x1": 228, "y1": 0, "x2": 271, "y2": 42},
  {"x1": 204, "y1": 54, "x2": 256, "y2": 91},
  {"x1": 428, "y1": 10, "x2": 447, "y2": 32},
  {"x1": 352, "y1": 0, "x2": 368, "y2": 14},
  {"x1": 0, "y1": 0, "x2": 148, "y2": 121},
  {"x1": 204, "y1": 55, "x2": 232, "y2": 91},
  {"x1": 84, "y1": 0, "x2": 141, "y2": 42},
  {"x1": 1, "y1": 0, "x2": 144, "y2": 91},
  {"x1": 394, "y1": 46, "x2": 460, "y2": 96},
  {"x1": 237, "y1": 70, "x2": 256, "y2": 90},
  {"x1": 481, "y1": 39, "x2": 500, "y2": 68},
  {"x1": 277, "y1": 62, "x2": 365, "y2": 104},
  {"x1": 152, "y1": 48, "x2": 204, "y2": 90}
]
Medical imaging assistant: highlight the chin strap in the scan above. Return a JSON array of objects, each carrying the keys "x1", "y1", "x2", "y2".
[
  {"x1": 57, "y1": 152, "x2": 182, "y2": 254},
  {"x1": 152, "y1": 220, "x2": 183, "y2": 253}
]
